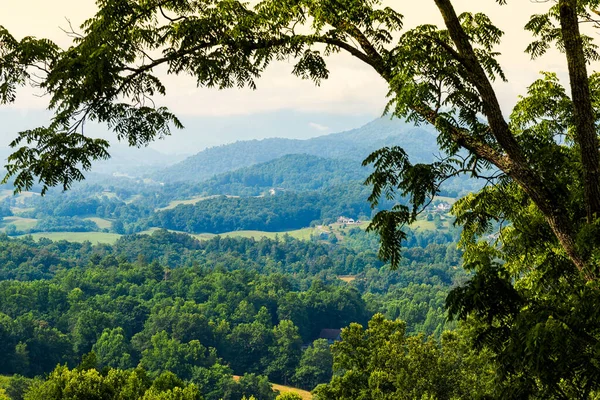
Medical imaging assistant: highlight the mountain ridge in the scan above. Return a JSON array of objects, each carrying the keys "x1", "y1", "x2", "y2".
[{"x1": 152, "y1": 118, "x2": 438, "y2": 183}]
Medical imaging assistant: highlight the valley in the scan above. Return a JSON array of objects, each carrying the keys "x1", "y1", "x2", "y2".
[
  {"x1": 0, "y1": 119, "x2": 476, "y2": 399},
  {"x1": 1, "y1": 0, "x2": 595, "y2": 396}
]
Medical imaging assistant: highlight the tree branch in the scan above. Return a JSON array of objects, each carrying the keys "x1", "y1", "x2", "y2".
[{"x1": 433, "y1": 0, "x2": 591, "y2": 278}]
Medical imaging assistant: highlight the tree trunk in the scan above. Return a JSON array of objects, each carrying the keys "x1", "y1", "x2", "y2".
[
  {"x1": 433, "y1": 0, "x2": 593, "y2": 277},
  {"x1": 559, "y1": 0, "x2": 600, "y2": 221}
]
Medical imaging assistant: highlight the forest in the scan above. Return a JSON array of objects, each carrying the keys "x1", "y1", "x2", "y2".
[{"x1": 0, "y1": 229, "x2": 468, "y2": 399}]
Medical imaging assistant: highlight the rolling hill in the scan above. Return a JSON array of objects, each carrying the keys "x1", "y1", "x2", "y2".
[
  {"x1": 152, "y1": 118, "x2": 438, "y2": 182},
  {"x1": 197, "y1": 154, "x2": 370, "y2": 196}
]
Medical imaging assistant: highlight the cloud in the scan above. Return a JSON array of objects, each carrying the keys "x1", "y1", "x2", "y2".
[{"x1": 308, "y1": 122, "x2": 330, "y2": 132}]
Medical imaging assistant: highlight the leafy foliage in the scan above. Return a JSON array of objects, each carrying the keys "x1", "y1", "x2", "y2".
[{"x1": 312, "y1": 314, "x2": 495, "y2": 399}]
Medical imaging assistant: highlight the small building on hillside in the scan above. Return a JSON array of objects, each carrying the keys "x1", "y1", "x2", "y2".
[
  {"x1": 319, "y1": 328, "x2": 342, "y2": 344},
  {"x1": 337, "y1": 216, "x2": 358, "y2": 224}
]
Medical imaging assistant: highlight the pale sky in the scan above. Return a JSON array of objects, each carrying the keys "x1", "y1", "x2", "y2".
[{"x1": 0, "y1": 0, "x2": 588, "y2": 152}]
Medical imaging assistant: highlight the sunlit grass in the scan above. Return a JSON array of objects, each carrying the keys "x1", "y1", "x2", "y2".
[
  {"x1": 19, "y1": 232, "x2": 121, "y2": 244},
  {"x1": 0, "y1": 216, "x2": 38, "y2": 230},
  {"x1": 84, "y1": 217, "x2": 113, "y2": 230}
]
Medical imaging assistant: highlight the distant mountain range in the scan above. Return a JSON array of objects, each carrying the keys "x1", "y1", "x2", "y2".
[
  {"x1": 152, "y1": 118, "x2": 439, "y2": 183},
  {"x1": 0, "y1": 143, "x2": 188, "y2": 178}
]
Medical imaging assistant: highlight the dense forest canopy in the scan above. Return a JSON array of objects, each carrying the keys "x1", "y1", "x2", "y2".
[
  {"x1": 3, "y1": 0, "x2": 600, "y2": 398},
  {"x1": 0, "y1": 230, "x2": 467, "y2": 398}
]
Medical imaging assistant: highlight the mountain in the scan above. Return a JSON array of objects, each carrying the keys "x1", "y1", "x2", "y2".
[
  {"x1": 197, "y1": 154, "x2": 370, "y2": 196},
  {"x1": 152, "y1": 118, "x2": 438, "y2": 183},
  {"x1": 90, "y1": 144, "x2": 189, "y2": 176}
]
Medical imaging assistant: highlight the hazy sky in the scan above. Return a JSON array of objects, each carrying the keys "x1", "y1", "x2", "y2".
[{"x1": 0, "y1": 0, "x2": 581, "y2": 153}]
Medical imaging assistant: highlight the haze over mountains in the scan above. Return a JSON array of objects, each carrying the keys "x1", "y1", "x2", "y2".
[{"x1": 152, "y1": 118, "x2": 438, "y2": 183}]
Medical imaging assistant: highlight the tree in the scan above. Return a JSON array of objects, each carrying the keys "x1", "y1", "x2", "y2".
[
  {"x1": 266, "y1": 320, "x2": 302, "y2": 385},
  {"x1": 235, "y1": 374, "x2": 276, "y2": 400},
  {"x1": 225, "y1": 322, "x2": 273, "y2": 374},
  {"x1": 312, "y1": 313, "x2": 495, "y2": 400},
  {"x1": 292, "y1": 339, "x2": 332, "y2": 391},
  {"x1": 0, "y1": 0, "x2": 592, "y2": 269},
  {"x1": 22, "y1": 365, "x2": 200, "y2": 400},
  {"x1": 3, "y1": 0, "x2": 600, "y2": 395},
  {"x1": 140, "y1": 331, "x2": 213, "y2": 380},
  {"x1": 5, "y1": 375, "x2": 36, "y2": 400},
  {"x1": 275, "y1": 394, "x2": 302, "y2": 400},
  {"x1": 92, "y1": 327, "x2": 134, "y2": 370}
]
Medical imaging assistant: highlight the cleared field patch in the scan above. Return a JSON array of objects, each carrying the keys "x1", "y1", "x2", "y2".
[
  {"x1": 287, "y1": 227, "x2": 316, "y2": 241},
  {"x1": 410, "y1": 218, "x2": 450, "y2": 231},
  {"x1": 193, "y1": 233, "x2": 217, "y2": 240},
  {"x1": 0, "y1": 189, "x2": 39, "y2": 202},
  {"x1": 157, "y1": 196, "x2": 213, "y2": 211},
  {"x1": 232, "y1": 376, "x2": 311, "y2": 400},
  {"x1": 84, "y1": 217, "x2": 113, "y2": 230},
  {"x1": 212, "y1": 227, "x2": 317, "y2": 241},
  {"x1": 10, "y1": 207, "x2": 35, "y2": 215},
  {"x1": 0, "y1": 190, "x2": 15, "y2": 202},
  {"x1": 136, "y1": 223, "x2": 357, "y2": 243},
  {"x1": 214, "y1": 230, "x2": 281, "y2": 240},
  {"x1": 96, "y1": 191, "x2": 118, "y2": 199},
  {"x1": 1, "y1": 216, "x2": 38, "y2": 231},
  {"x1": 338, "y1": 275, "x2": 357, "y2": 283},
  {"x1": 124, "y1": 194, "x2": 142, "y2": 204},
  {"x1": 157, "y1": 195, "x2": 245, "y2": 211},
  {"x1": 20, "y1": 232, "x2": 121, "y2": 244},
  {"x1": 271, "y1": 383, "x2": 312, "y2": 399}
]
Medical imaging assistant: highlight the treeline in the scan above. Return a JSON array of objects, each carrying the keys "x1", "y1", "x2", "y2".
[
  {"x1": 17, "y1": 179, "x2": 390, "y2": 235},
  {"x1": 5, "y1": 216, "x2": 100, "y2": 236},
  {"x1": 150, "y1": 185, "x2": 392, "y2": 234}
]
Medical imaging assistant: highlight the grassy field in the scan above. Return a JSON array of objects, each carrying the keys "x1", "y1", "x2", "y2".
[
  {"x1": 96, "y1": 191, "x2": 118, "y2": 199},
  {"x1": 11, "y1": 207, "x2": 35, "y2": 215},
  {"x1": 338, "y1": 275, "x2": 357, "y2": 283},
  {"x1": 84, "y1": 217, "x2": 114, "y2": 230},
  {"x1": 4, "y1": 214, "x2": 448, "y2": 246},
  {"x1": 0, "y1": 216, "x2": 38, "y2": 231},
  {"x1": 271, "y1": 382, "x2": 312, "y2": 399},
  {"x1": 198, "y1": 227, "x2": 316, "y2": 241},
  {"x1": 157, "y1": 196, "x2": 214, "y2": 211},
  {"x1": 158, "y1": 195, "x2": 245, "y2": 211},
  {"x1": 0, "y1": 190, "x2": 39, "y2": 201},
  {"x1": 19, "y1": 232, "x2": 122, "y2": 244},
  {"x1": 233, "y1": 376, "x2": 311, "y2": 399},
  {"x1": 124, "y1": 194, "x2": 142, "y2": 204},
  {"x1": 137, "y1": 227, "x2": 317, "y2": 241}
]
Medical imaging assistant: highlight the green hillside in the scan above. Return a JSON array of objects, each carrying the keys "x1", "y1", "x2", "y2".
[
  {"x1": 152, "y1": 118, "x2": 438, "y2": 182},
  {"x1": 198, "y1": 154, "x2": 370, "y2": 196}
]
